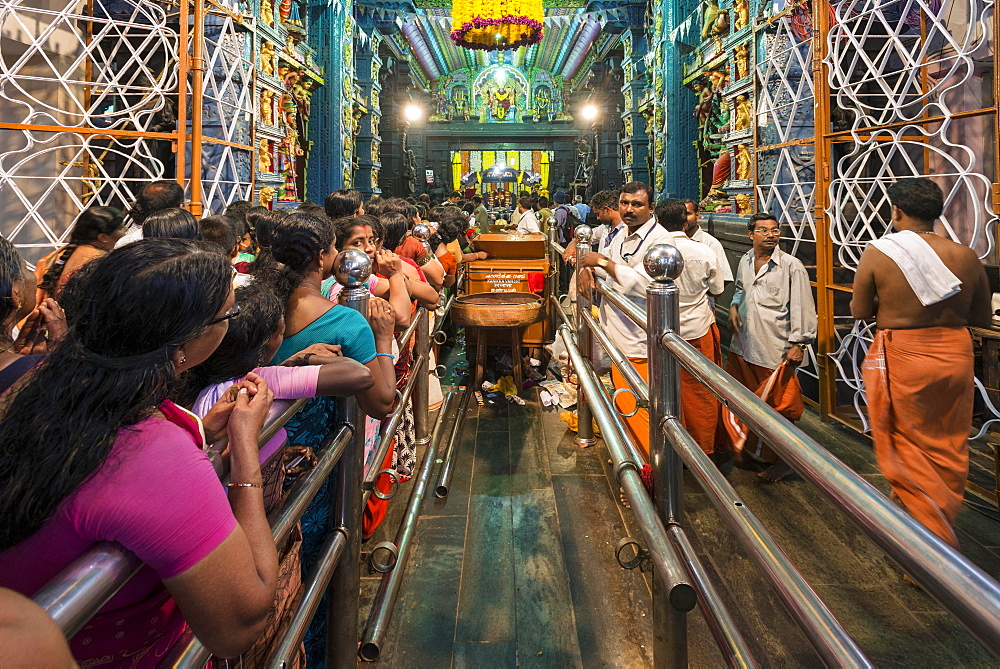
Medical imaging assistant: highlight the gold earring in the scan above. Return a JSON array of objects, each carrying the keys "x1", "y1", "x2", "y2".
[{"x1": 179, "y1": 356, "x2": 187, "y2": 364}]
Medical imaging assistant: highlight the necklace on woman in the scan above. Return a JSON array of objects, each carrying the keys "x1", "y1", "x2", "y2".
[{"x1": 915, "y1": 230, "x2": 937, "y2": 235}]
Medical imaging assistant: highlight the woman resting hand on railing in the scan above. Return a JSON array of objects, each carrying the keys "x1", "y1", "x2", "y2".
[
  {"x1": 0, "y1": 239, "x2": 279, "y2": 664},
  {"x1": 253, "y1": 212, "x2": 396, "y2": 420},
  {"x1": 328, "y1": 215, "x2": 439, "y2": 312},
  {"x1": 181, "y1": 283, "x2": 375, "y2": 434}
]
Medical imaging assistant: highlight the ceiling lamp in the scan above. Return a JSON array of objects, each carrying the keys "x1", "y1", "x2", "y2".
[{"x1": 450, "y1": 0, "x2": 544, "y2": 51}]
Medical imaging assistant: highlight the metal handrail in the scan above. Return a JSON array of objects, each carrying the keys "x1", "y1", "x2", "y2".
[
  {"x1": 579, "y1": 307, "x2": 649, "y2": 405},
  {"x1": 34, "y1": 397, "x2": 316, "y2": 637},
  {"x1": 595, "y1": 278, "x2": 646, "y2": 329},
  {"x1": 560, "y1": 326, "x2": 697, "y2": 612},
  {"x1": 269, "y1": 529, "x2": 349, "y2": 667},
  {"x1": 361, "y1": 353, "x2": 426, "y2": 507},
  {"x1": 163, "y1": 422, "x2": 354, "y2": 668},
  {"x1": 396, "y1": 306, "x2": 425, "y2": 349},
  {"x1": 360, "y1": 391, "x2": 459, "y2": 661},
  {"x1": 549, "y1": 294, "x2": 574, "y2": 330},
  {"x1": 660, "y1": 330, "x2": 1000, "y2": 652},
  {"x1": 665, "y1": 525, "x2": 758, "y2": 668},
  {"x1": 31, "y1": 544, "x2": 142, "y2": 638},
  {"x1": 662, "y1": 417, "x2": 869, "y2": 665}
]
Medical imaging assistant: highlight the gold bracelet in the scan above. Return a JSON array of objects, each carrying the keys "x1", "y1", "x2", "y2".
[{"x1": 226, "y1": 482, "x2": 263, "y2": 489}]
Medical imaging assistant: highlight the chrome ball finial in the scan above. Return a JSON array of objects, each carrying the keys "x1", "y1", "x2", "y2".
[
  {"x1": 547, "y1": 216, "x2": 557, "y2": 228},
  {"x1": 644, "y1": 244, "x2": 684, "y2": 281},
  {"x1": 333, "y1": 248, "x2": 372, "y2": 287},
  {"x1": 575, "y1": 225, "x2": 592, "y2": 243},
  {"x1": 411, "y1": 223, "x2": 431, "y2": 242}
]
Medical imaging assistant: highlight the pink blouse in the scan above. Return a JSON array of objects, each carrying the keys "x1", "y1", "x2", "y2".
[{"x1": 0, "y1": 404, "x2": 237, "y2": 665}]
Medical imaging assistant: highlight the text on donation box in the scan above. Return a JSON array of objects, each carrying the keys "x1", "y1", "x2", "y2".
[{"x1": 484, "y1": 272, "x2": 526, "y2": 293}]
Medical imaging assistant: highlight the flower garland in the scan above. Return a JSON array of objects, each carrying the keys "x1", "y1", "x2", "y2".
[{"x1": 451, "y1": 0, "x2": 544, "y2": 51}]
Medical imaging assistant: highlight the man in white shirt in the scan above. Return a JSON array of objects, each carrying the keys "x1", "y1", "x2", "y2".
[
  {"x1": 513, "y1": 195, "x2": 541, "y2": 234},
  {"x1": 116, "y1": 180, "x2": 185, "y2": 248},
  {"x1": 728, "y1": 212, "x2": 817, "y2": 482},
  {"x1": 579, "y1": 181, "x2": 672, "y2": 457},
  {"x1": 563, "y1": 189, "x2": 624, "y2": 300},
  {"x1": 683, "y1": 198, "x2": 733, "y2": 282},
  {"x1": 656, "y1": 199, "x2": 726, "y2": 456},
  {"x1": 574, "y1": 194, "x2": 592, "y2": 221}
]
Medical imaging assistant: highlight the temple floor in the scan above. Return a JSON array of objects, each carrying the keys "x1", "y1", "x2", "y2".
[{"x1": 360, "y1": 385, "x2": 1000, "y2": 667}]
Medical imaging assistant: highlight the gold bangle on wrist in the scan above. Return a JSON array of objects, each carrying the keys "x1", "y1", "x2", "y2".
[{"x1": 226, "y1": 482, "x2": 263, "y2": 489}]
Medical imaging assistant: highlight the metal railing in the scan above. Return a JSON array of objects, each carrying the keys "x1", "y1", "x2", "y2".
[
  {"x1": 561, "y1": 227, "x2": 1000, "y2": 664},
  {"x1": 32, "y1": 247, "x2": 440, "y2": 666}
]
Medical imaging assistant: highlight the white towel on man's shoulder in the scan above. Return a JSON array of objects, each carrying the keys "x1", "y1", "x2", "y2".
[{"x1": 869, "y1": 230, "x2": 962, "y2": 306}]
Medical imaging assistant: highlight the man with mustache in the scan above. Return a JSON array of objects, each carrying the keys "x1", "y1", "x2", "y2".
[
  {"x1": 727, "y1": 212, "x2": 817, "y2": 482},
  {"x1": 579, "y1": 181, "x2": 672, "y2": 457}
]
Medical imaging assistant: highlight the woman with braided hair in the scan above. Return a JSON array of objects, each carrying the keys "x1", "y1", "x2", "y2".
[{"x1": 34, "y1": 206, "x2": 126, "y2": 303}]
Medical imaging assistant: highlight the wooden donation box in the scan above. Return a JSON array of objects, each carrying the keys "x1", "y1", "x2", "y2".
[{"x1": 465, "y1": 233, "x2": 551, "y2": 345}]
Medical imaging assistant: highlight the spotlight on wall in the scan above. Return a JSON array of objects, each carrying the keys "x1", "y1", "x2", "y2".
[
  {"x1": 581, "y1": 104, "x2": 599, "y2": 121},
  {"x1": 403, "y1": 104, "x2": 423, "y2": 122}
]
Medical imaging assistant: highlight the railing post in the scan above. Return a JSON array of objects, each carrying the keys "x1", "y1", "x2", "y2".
[
  {"x1": 327, "y1": 249, "x2": 371, "y2": 667},
  {"x1": 414, "y1": 307, "x2": 430, "y2": 448},
  {"x1": 574, "y1": 225, "x2": 596, "y2": 447},
  {"x1": 645, "y1": 243, "x2": 687, "y2": 668},
  {"x1": 547, "y1": 220, "x2": 559, "y2": 337}
]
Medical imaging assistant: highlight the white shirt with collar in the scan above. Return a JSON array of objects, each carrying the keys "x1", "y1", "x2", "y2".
[
  {"x1": 514, "y1": 208, "x2": 541, "y2": 234},
  {"x1": 689, "y1": 226, "x2": 734, "y2": 281},
  {"x1": 596, "y1": 216, "x2": 674, "y2": 358},
  {"x1": 730, "y1": 247, "x2": 818, "y2": 369},
  {"x1": 667, "y1": 230, "x2": 725, "y2": 341},
  {"x1": 115, "y1": 224, "x2": 143, "y2": 248}
]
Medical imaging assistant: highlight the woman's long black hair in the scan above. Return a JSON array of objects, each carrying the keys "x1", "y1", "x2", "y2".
[
  {"x1": 0, "y1": 238, "x2": 232, "y2": 550},
  {"x1": 246, "y1": 209, "x2": 287, "y2": 275},
  {"x1": 253, "y1": 212, "x2": 332, "y2": 302},
  {"x1": 38, "y1": 207, "x2": 123, "y2": 296},
  {"x1": 142, "y1": 207, "x2": 200, "y2": 240},
  {"x1": 381, "y1": 212, "x2": 410, "y2": 251},
  {"x1": 0, "y1": 237, "x2": 25, "y2": 327}
]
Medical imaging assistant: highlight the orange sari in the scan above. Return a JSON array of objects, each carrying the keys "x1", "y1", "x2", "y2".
[{"x1": 724, "y1": 353, "x2": 804, "y2": 462}]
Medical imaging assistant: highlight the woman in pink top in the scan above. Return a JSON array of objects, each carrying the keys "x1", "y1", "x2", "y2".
[{"x1": 0, "y1": 239, "x2": 278, "y2": 666}]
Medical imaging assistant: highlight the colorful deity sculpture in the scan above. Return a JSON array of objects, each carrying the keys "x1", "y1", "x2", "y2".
[
  {"x1": 257, "y1": 186, "x2": 275, "y2": 206},
  {"x1": 734, "y1": 43, "x2": 750, "y2": 80},
  {"x1": 278, "y1": 0, "x2": 302, "y2": 27},
  {"x1": 258, "y1": 139, "x2": 273, "y2": 173},
  {"x1": 735, "y1": 144, "x2": 752, "y2": 180},
  {"x1": 733, "y1": 94, "x2": 751, "y2": 131},
  {"x1": 260, "y1": 0, "x2": 274, "y2": 26},
  {"x1": 735, "y1": 192, "x2": 751, "y2": 213},
  {"x1": 734, "y1": 0, "x2": 749, "y2": 30},
  {"x1": 260, "y1": 89, "x2": 274, "y2": 125},
  {"x1": 491, "y1": 86, "x2": 515, "y2": 121},
  {"x1": 260, "y1": 41, "x2": 276, "y2": 77},
  {"x1": 276, "y1": 135, "x2": 300, "y2": 201},
  {"x1": 533, "y1": 85, "x2": 552, "y2": 122}
]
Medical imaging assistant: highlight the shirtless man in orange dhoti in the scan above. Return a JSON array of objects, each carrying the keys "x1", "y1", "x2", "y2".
[{"x1": 851, "y1": 177, "x2": 991, "y2": 549}]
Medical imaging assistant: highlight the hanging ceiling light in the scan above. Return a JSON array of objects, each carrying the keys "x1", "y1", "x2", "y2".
[{"x1": 450, "y1": 0, "x2": 544, "y2": 51}]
